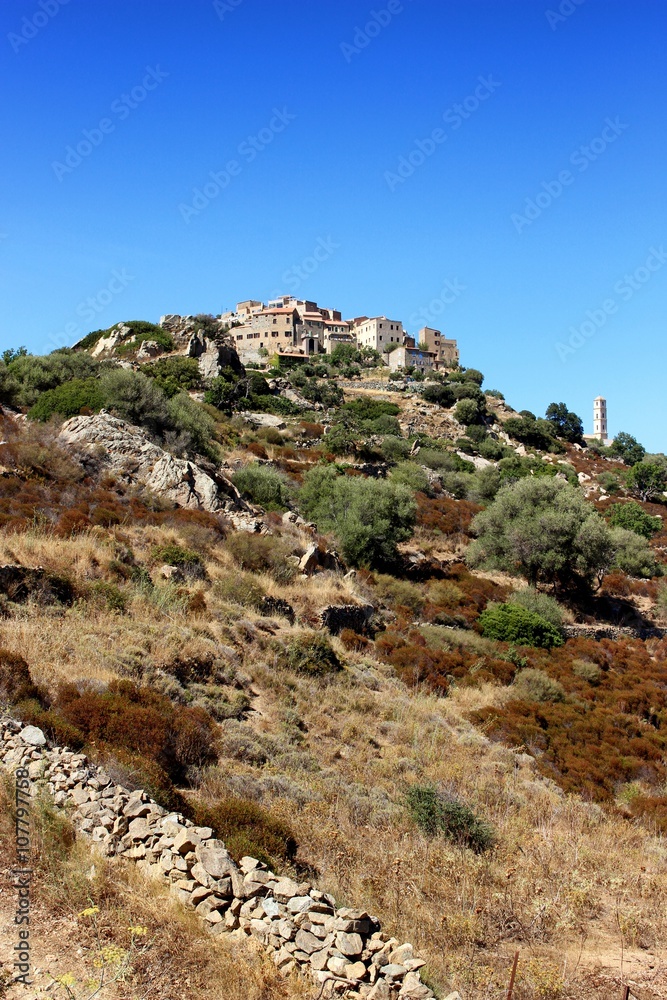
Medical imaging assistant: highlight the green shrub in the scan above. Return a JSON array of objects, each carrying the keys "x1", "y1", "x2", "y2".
[
  {"x1": 422, "y1": 383, "x2": 455, "y2": 407},
  {"x1": 478, "y1": 603, "x2": 564, "y2": 648},
  {"x1": 27, "y1": 378, "x2": 105, "y2": 421},
  {"x1": 507, "y1": 588, "x2": 564, "y2": 627},
  {"x1": 114, "y1": 322, "x2": 174, "y2": 355},
  {"x1": 231, "y1": 464, "x2": 293, "y2": 512},
  {"x1": 390, "y1": 461, "x2": 430, "y2": 494},
  {"x1": 454, "y1": 398, "x2": 483, "y2": 425},
  {"x1": 610, "y1": 527, "x2": 659, "y2": 578},
  {"x1": 373, "y1": 575, "x2": 425, "y2": 615},
  {"x1": 90, "y1": 581, "x2": 127, "y2": 612},
  {"x1": 166, "y1": 392, "x2": 218, "y2": 459},
  {"x1": 5, "y1": 350, "x2": 104, "y2": 408},
  {"x1": 283, "y1": 633, "x2": 341, "y2": 676},
  {"x1": 380, "y1": 436, "x2": 411, "y2": 462},
  {"x1": 100, "y1": 368, "x2": 171, "y2": 436},
  {"x1": 608, "y1": 502, "x2": 662, "y2": 538},
  {"x1": 143, "y1": 356, "x2": 201, "y2": 398},
  {"x1": 512, "y1": 667, "x2": 566, "y2": 702},
  {"x1": 225, "y1": 533, "x2": 296, "y2": 583},
  {"x1": 572, "y1": 659, "x2": 602, "y2": 685},
  {"x1": 152, "y1": 543, "x2": 205, "y2": 578},
  {"x1": 299, "y1": 465, "x2": 416, "y2": 569},
  {"x1": 193, "y1": 797, "x2": 297, "y2": 868},
  {"x1": 212, "y1": 572, "x2": 266, "y2": 609},
  {"x1": 406, "y1": 785, "x2": 494, "y2": 852}
]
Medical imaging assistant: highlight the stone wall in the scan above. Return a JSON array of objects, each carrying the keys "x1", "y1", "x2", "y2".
[{"x1": 0, "y1": 717, "x2": 441, "y2": 1000}]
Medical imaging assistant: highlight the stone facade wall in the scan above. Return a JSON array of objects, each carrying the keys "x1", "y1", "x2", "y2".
[{"x1": 0, "y1": 717, "x2": 439, "y2": 1000}]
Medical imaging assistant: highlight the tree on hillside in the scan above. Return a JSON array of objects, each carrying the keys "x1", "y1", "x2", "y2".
[
  {"x1": 467, "y1": 477, "x2": 614, "y2": 588},
  {"x1": 609, "y1": 432, "x2": 646, "y2": 466},
  {"x1": 545, "y1": 402, "x2": 584, "y2": 444},
  {"x1": 626, "y1": 462, "x2": 667, "y2": 502},
  {"x1": 299, "y1": 465, "x2": 416, "y2": 568}
]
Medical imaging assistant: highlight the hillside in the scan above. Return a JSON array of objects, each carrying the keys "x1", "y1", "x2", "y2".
[{"x1": 2, "y1": 323, "x2": 667, "y2": 1000}]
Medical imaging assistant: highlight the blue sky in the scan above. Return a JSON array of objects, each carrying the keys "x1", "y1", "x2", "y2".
[{"x1": 1, "y1": 0, "x2": 665, "y2": 448}]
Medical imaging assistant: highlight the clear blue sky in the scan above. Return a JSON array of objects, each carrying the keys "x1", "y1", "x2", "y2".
[{"x1": 1, "y1": 0, "x2": 665, "y2": 448}]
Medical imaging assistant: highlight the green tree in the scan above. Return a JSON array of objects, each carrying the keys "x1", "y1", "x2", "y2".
[
  {"x1": 610, "y1": 432, "x2": 646, "y2": 466},
  {"x1": 299, "y1": 465, "x2": 416, "y2": 568},
  {"x1": 454, "y1": 398, "x2": 483, "y2": 425},
  {"x1": 504, "y1": 414, "x2": 559, "y2": 451},
  {"x1": 27, "y1": 378, "x2": 105, "y2": 421},
  {"x1": 608, "y1": 501, "x2": 662, "y2": 538},
  {"x1": 626, "y1": 462, "x2": 667, "y2": 502},
  {"x1": 610, "y1": 527, "x2": 659, "y2": 578},
  {"x1": 422, "y1": 383, "x2": 455, "y2": 408},
  {"x1": 467, "y1": 477, "x2": 614, "y2": 588},
  {"x1": 545, "y1": 402, "x2": 584, "y2": 444}
]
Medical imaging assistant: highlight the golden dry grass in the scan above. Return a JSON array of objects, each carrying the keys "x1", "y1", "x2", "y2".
[{"x1": 3, "y1": 523, "x2": 667, "y2": 999}]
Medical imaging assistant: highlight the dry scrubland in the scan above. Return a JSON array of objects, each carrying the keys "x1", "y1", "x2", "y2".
[{"x1": 2, "y1": 381, "x2": 667, "y2": 998}]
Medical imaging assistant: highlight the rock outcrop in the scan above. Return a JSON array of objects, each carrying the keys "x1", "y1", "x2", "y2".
[
  {"x1": 58, "y1": 412, "x2": 264, "y2": 533},
  {"x1": 0, "y1": 717, "x2": 436, "y2": 999}
]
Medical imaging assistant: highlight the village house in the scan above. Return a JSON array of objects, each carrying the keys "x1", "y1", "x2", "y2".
[
  {"x1": 417, "y1": 326, "x2": 460, "y2": 366},
  {"x1": 352, "y1": 315, "x2": 405, "y2": 352}
]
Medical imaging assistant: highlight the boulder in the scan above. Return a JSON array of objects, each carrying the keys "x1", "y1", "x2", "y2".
[
  {"x1": 336, "y1": 932, "x2": 364, "y2": 957},
  {"x1": 19, "y1": 725, "x2": 46, "y2": 747}
]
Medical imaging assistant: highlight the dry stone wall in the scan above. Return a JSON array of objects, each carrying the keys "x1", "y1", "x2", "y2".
[{"x1": 0, "y1": 717, "x2": 441, "y2": 1000}]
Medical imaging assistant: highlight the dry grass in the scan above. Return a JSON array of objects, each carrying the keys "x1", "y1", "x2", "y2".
[
  {"x1": 0, "y1": 777, "x2": 309, "y2": 1000},
  {"x1": 3, "y1": 513, "x2": 667, "y2": 997}
]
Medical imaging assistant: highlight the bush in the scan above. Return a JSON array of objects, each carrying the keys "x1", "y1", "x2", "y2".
[
  {"x1": 283, "y1": 633, "x2": 341, "y2": 676},
  {"x1": 225, "y1": 532, "x2": 296, "y2": 583},
  {"x1": 454, "y1": 398, "x2": 483, "y2": 425},
  {"x1": 212, "y1": 572, "x2": 266, "y2": 609},
  {"x1": 380, "y1": 436, "x2": 411, "y2": 462},
  {"x1": 626, "y1": 462, "x2": 667, "y2": 502},
  {"x1": 478, "y1": 603, "x2": 564, "y2": 648},
  {"x1": 100, "y1": 368, "x2": 171, "y2": 436},
  {"x1": 406, "y1": 785, "x2": 494, "y2": 852},
  {"x1": 572, "y1": 659, "x2": 602, "y2": 684},
  {"x1": 390, "y1": 461, "x2": 430, "y2": 494},
  {"x1": 165, "y1": 392, "x2": 217, "y2": 459},
  {"x1": 143, "y1": 356, "x2": 201, "y2": 398},
  {"x1": 231, "y1": 464, "x2": 294, "y2": 512},
  {"x1": 512, "y1": 667, "x2": 566, "y2": 702},
  {"x1": 422, "y1": 383, "x2": 455, "y2": 407},
  {"x1": 299, "y1": 465, "x2": 416, "y2": 569},
  {"x1": 193, "y1": 797, "x2": 297, "y2": 868},
  {"x1": 468, "y1": 477, "x2": 614, "y2": 588},
  {"x1": 152, "y1": 543, "x2": 206, "y2": 578},
  {"x1": 507, "y1": 588, "x2": 564, "y2": 627},
  {"x1": 0, "y1": 649, "x2": 44, "y2": 706},
  {"x1": 27, "y1": 378, "x2": 105, "y2": 421},
  {"x1": 503, "y1": 415, "x2": 558, "y2": 451},
  {"x1": 3, "y1": 349, "x2": 104, "y2": 408},
  {"x1": 610, "y1": 527, "x2": 659, "y2": 578}
]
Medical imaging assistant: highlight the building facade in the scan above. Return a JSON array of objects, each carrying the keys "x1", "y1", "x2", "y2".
[
  {"x1": 417, "y1": 326, "x2": 460, "y2": 367},
  {"x1": 353, "y1": 316, "x2": 405, "y2": 352}
]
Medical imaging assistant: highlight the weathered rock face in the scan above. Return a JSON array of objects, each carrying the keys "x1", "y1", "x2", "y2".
[
  {"x1": 0, "y1": 565, "x2": 75, "y2": 605},
  {"x1": 58, "y1": 412, "x2": 264, "y2": 533},
  {"x1": 0, "y1": 716, "x2": 435, "y2": 1000}
]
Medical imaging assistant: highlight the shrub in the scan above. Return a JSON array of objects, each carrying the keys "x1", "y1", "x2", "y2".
[
  {"x1": 0, "y1": 649, "x2": 44, "y2": 705},
  {"x1": 572, "y1": 659, "x2": 602, "y2": 684},
  {"x1": 609, "y1": 431, "x2": 646, "y2": 466},
  {"x1": 507, "y1": 588, "x2": 564, "y2": 627},
  {"x1": 299, "y1": 465, "x2": 416, "y2": 569},
  {"x1": 454, "y1": 399, "x2": 483, "y2": 425},
  {"x1": 90, "y1": 581, "x2": 127, "y2": 612},
  {"x1": 212, "y1": 572, "x2": 266, "y2": 609},
  {"x1": 152, "y1": 543, "x2": 205, "y2": 578},
  {"x1": 231, "y1": 464, "x2": 294, "y2": 512},
  {"x1": 390, "y1": 461, "x2": 430, "y2": 494},
  {"x1": 478, "y1": 603, "x2": 564, "y2": 648},
  {"x1": 165, "y1": 392, "x2": 218, "y2": 459},
  {"x1": 225, "y1": 533, "x2": 296, "y2": 583},
  {"x1": 193, "y1": 797, "x2": 297, "y2": 867},
  {"x1": 610, "y1": 527, "x2": 659, "y2": 578},
  {"x1": 512, "y1": 667, "x2": 566, "y2": 702},
  {"x1": 379, "y1": 436, "x2": 411, "y2": 462},
  {"x1": 27, "y1": 378, "x2": 105, "y2": 421},
  {"x1": 503, "y1": 415, "x2": 558, "y2": 451},
  {"x1": 626, "y1": 462, "x2": 667, "y2": 502},
  {"x1": 283, "y1": 633, "x2": 341, "y2": 676},
  {"x1": 100, "y1": 368, "x2": 171, "y2": 436},
  {"x1": 422, "y1": 383, "x2": 455, "y2": 407},
  {"x1": 468, "y1": 477, "x2": 614, "y2": 588},
  {"x1": 406, "y1": 785, "x2": 494, "y2": 852},
  {"x1": 373, "y1": 575, "x2": 425, "y2": 615},
  {"x1": 142, "y1": 356, "x2": 201, "y2": 398}
]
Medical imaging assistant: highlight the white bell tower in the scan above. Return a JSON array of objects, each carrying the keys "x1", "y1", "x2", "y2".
[{"x1": 593, "y1": 396, "x2": 607, "y2": 440}]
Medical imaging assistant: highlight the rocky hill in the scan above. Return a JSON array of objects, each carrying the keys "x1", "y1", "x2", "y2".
[{"x1": 1, "y1": 324, "x2": 667, "y2": 1000}]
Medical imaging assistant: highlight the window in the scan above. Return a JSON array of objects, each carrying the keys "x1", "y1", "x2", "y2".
[
  {"x1": 237, "y1": 334, "x2": 243, "y2": 341},
  {"x1": 273, "y1": 318, "x2": 277, "y2": 324},
  {"x1": 246, "y1": 334, "x2": 253, "y2": 339},
  {"x1": 272, "y1": 331, "x2": 278, "y2": 338}
]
